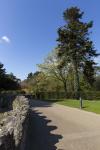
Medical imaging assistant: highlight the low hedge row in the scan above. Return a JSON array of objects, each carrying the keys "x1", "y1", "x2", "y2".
[
  {"x1": 81, "y1": 91, "x2": 100, "y2": 100},
  {"x1": 31, "y1": 91, "x2": 100, "y2": 100}
]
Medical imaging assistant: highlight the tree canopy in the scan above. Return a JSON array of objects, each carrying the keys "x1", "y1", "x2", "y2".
[
  {"x1": 0, "y1": 62, "x2": 21, "y2": 91},
  {"x1": 57, "y1": 7, "x2": 99, "y2": 99}
]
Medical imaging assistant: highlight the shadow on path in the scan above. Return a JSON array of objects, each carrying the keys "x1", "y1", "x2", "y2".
[
  {"x1": 29, "y1": 99, "x2": 54, "y2": 108},
  {"x1": 25, "y1": 100, "x2": 63, "y2": 150}
]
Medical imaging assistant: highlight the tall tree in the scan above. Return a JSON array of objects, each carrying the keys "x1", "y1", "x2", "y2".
[{"x1": 57, "y1": 7, "x2": 99, "y2": 99}]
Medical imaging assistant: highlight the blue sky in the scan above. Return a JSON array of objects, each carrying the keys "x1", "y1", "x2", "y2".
[{"x1": 0, "y1": 0, "x2": 100, "y2": 80}]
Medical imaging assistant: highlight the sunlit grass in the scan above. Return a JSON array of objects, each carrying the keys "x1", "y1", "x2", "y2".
[{"x1": 56, "y1": 99, "x2": 100, "y2": 114}]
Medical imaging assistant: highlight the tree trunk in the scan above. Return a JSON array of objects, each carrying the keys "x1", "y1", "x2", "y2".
[
  {"x1": 73, "y1": 60, "x2": 80, "y2": 99},
  {"x1": 63, "y1": 81, "x2": 67, "y2": 98}
]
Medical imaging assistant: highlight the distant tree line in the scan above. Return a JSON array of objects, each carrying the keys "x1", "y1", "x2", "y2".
[
  {"x1": 0, "y1": 62, "x2": 21, "y2": 91},
  {"x1": 21, "y1": 55, "x2": 100, "y2": 100}
]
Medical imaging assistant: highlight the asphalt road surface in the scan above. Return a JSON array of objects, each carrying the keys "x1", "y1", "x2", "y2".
[{"x1": 25, "y1": 100, "x2": 100, "y2": 150}]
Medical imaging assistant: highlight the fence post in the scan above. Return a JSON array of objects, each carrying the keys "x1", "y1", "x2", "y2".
[{"x1": 80, "y1": 97, "x2": 83, "y2": 109}]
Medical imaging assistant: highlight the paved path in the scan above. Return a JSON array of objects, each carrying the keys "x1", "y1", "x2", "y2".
[{"x1": 25, "y1": 100, "x2": 100, "y2": 150}]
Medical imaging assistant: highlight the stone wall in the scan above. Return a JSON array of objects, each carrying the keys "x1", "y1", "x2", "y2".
[{"x1": 0, "y1": 96, "x2": 29, "y2": 150}]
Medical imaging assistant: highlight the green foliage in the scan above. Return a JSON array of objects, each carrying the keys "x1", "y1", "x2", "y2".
[
  {"x1": 0, "y1": 62, "x2": 21, "y2": 91},
  {"x1": 83, "y1": 60, "x2": 95, "y2": 86},
  {"x1": 23, "y1": 70, "x2": 64, "y2": 96},
  {"x1": 38, "y1": 49, "x2": 72, "y2": 96},
  {"x1": 57, "y1": 6, "x2": 99, "y2": 99},
  {"x1": 94, "y1": 75, "x2": 100, "y2": 91},
  {"x1": 23, "y1": 7, "x2": 99, "y2": 101},
  {"x1": 81, "y1": 91, "x2": 100, "y2": 100},
  {"x1": 27, "y1": 72, "x2": 33, "y2": 80}
]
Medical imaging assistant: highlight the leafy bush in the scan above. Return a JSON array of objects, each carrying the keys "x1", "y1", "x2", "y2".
[
  {"x1": 81, "y1": 91, "x2": 100, "y2": 100},
  {"x1": 32, "y1": 91, "x2": 100, "y2": 100}
]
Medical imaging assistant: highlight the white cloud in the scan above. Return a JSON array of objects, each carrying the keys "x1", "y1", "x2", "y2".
[{"x1": 0, "y1": 36, "x2": 11, "y2": 44}]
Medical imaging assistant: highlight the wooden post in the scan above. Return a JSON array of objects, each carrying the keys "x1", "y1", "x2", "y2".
[{"x1": 80, "y1": 97, "x2": 83, "y2": 109}]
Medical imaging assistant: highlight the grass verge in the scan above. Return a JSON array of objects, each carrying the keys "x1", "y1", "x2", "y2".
[
  {"x1": 56, "y1": 99, "x2": 100, "y2": 114},
  {"x1": 44, "y1": 99, "x2": 100, "y2": 114}
]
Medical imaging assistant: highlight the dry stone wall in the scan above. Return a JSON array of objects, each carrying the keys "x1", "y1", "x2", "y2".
[{"x1": 0, "y1": 96, "x2": 29, "y2": 150}]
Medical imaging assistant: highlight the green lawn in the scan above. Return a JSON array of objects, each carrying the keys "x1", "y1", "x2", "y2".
[{"x1": 55, "y1": 99, "x2": 100, "y2": 114}]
